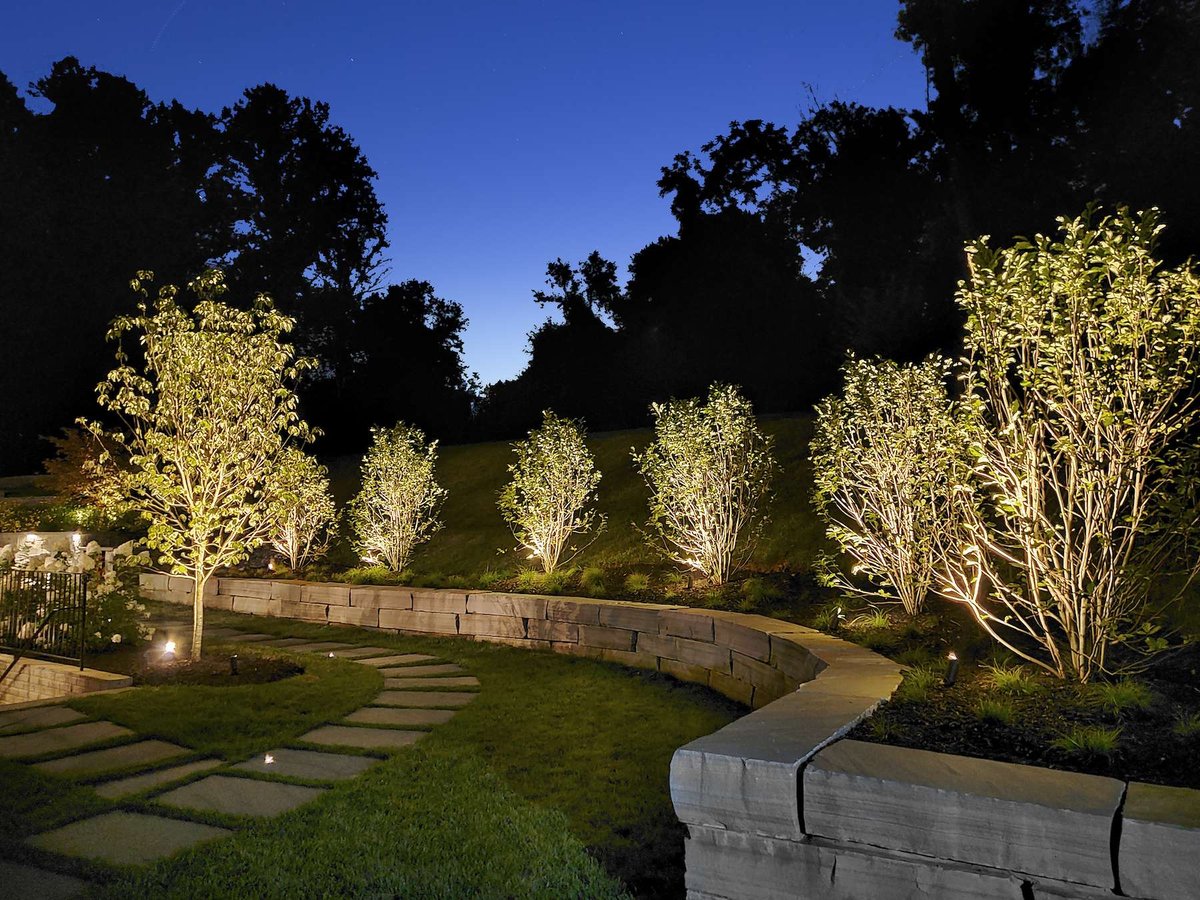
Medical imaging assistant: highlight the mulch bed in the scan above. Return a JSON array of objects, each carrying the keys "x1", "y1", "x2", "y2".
[{"x1": 132, "y1": 652, "x2": 303, "y2": 687}]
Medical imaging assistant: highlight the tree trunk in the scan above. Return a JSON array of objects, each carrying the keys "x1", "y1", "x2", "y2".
[{"x1": 191, "y1": 572, "x2": 206, "y2": 661}]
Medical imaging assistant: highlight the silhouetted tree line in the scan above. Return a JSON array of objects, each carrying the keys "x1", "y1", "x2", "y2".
[
  {"x1": 477, "y1": 0, "x2": 1200, "y2": 435},
  {"x1": 0, "y1": 59, "x2": 475, "y2": 471},
  {"x1": 2, "y1": 0, "x2": 1198, "y2": 472}
]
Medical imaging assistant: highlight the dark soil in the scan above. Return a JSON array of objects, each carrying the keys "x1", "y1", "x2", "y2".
[{"x1": 131, "y1": 651, "x2": 303, "y2": 687}]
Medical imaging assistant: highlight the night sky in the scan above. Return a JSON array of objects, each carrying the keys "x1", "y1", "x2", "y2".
[{"x1": 2, "y1": 0, "x2": 926, "y2": 384}]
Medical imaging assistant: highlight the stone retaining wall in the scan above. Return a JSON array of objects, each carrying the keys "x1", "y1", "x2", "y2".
[
  {"x1": 139, "y1": 574, "x2": 1199, "y2": 899},
  {"x1": 0, "y1": 654, "x2": 131, "y2": 706}
]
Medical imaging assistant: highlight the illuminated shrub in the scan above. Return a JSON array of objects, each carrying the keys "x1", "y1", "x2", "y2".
[
  {"x1": 634, "y1": 384, "x2": 775, "y2": 585},
  {"x1": 349, "y1": 423, "x2": 446, "y2": 572},
  {"x1": 267, "y1": 448, "x2": 337, "y2": 570},
  {"x1": 811, "y1": 356, "x2": 967, "y2": 616},
  {"x1": 499, "y1": 411, "x2": 605, "y2": 574}
]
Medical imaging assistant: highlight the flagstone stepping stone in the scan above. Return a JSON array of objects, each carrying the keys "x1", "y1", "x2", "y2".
[
  {"x1": 385, "y1": 676, "x2": 480, "y2": 690},
  {"x1": 258, "y1": 637, "x2": 311, "y2": 647},
  {"x1": 156, "y1": 774, "x2": 326, "y2": 817},
  {"x1": 34, "y1": 739, "x2": 189, "y2": 778},
  {"x1": 330, "y1": 646, "x2": 394, "y2": 659},
  {"x1": 232, "y1": 747, "x2": 376, "y2": 781},
  {"x1": 299, "y1": 724, "x2": 427, "y2": 750},
  {"x1": 356, "y1": 653, "x2": 439, "y2": 667},
  {"x1": 377, "y1": 663, "x2": 464, "y2": 677},
  {"x1": 285, "y1": 641, "x2": 355, "y2": 653},
  {"x1": 0, "y1": 705, "x2": 86, "y2": 735},
  {"x1": 27, "y1": 811, "x2": 230, "y2": 866},
  {"x1": 372, "y1": 690, "x2": 479, "y2": 708},
  {"x1": 94, "y1": 758, "x2": 223, "y2": 799},
  {"x1": 0, "y1": 859, "x2": 89, "y2": 899},
  {"x1": 0, "y1": 721, "x2": 132, "y2": 759},
  {"x1": 345, "y1": 707, "x2": 456, "y2": 727}
]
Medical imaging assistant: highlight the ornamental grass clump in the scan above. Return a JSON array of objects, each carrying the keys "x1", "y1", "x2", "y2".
[
  {"x1": 349, "y1": 423, "x2": 446, "y2": 572},
  {"x1": 267, "y1": 448, "x2": 337, "y2": 570},
  {"x1": 812, "y1": 356, "x2": 967, "y2": 616},
  {"x1": 499, "y1": 411, "x2": 605, "y2": 574},
  {"x1": 634, "y1": 384, "x2": 776, "y2": 585}
]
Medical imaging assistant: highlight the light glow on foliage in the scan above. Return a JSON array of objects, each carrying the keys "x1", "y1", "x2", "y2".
[
  {"x1": 85, "y1": 269, "x2": 314, "y2": 660},
  {"x1": 634, "y1": 384, "x2": 775, "y2": 585},
  {"x1": 349, "y1": 423, "x2": 446, "y2": 572},
  {"x1": 266, "y1": 448, "x2": 337, "y2": 570},
  {"x1": 811, "y1": 356, "x2": 966, "y2": 616},
  {"x1": 499, "y1": 411, "x2": 605, "y2": 574}
]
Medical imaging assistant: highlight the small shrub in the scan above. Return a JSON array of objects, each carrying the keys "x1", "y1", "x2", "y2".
[
  {"x1": 984, "y1": 663, "x2": 1041, "y2": 697},
  {"x1": 475, "y1": 569, "x2": 508, "y2": 590},
  {"x1": 740, "y1": 577, "x2": 783, "y2": 610},
  {"x1": 515, "y1": 569, "x2": 572, "y2": 595},
  {"x1": 975, "y1": 698, "x2": 1016, "y2": 726},
  {"x1": 848, "y1": 608, "x2": 891, "y2": 631},
  {"x1": 896, "y1": 666, "x2": 940, "y2": 703},
  {"x1": 1051, "y1": 725, "x2": 1122, "y2": 759},
  {"x1": 1090, "y1": 680, "x2": 1155, "y2": 716},
  {"x1": 580, "y1": 566, "x2": 606, "y2": 596},
  {"x1": 337, "y1": 565, "x2": 408, "y2": 585},
  {"x1": 895, "y1": 647, "x2": 940, "y2": 668},
  {"x1": 1172, "y1": 712, "x2": 1200, "y2": 739},
  {"x1": 349, "y1": 423, "x2": 447, "y2": 572},
  {"x1": 811, "y1": 604, "x2": 846, "y2": 631},
  {"x1": 623, "y1": 572, "x2": 650, "y2": 593}
]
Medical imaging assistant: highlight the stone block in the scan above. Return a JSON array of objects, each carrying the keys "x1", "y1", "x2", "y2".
[
  {"x1": 278, "y1": 599, "x2": 328, "y2": 622},
  {"x1": 458, "y1": 613, "x2": 527, "y2": 639},
  {"x1": 95, "y1": 758, "x2": 223, "y2": 800},
  {"x1": 769, "y1": 633, "x2": 825, "y2": 683},
  {"x1": 350, "y1": 586, "x2": 412, "y2": 610},
  {"x1": 384, "y1": 675, "x2": 479, "y2": 689},
  {"x1": 710, "y1": 612, "x2": 807, "y2": 662},
  {"x1": 378, "y1": 663, "x2": 463, "y2": 677},
  {"x1": 683, "y1": 825, "x2": 1029, "y2": 900},
  {"x1": 326, "y1": 605, "x2": 380, "y2": 628},
  {"x1": 166, "y1": 575, "x2": 195, "y2": 595},
  {"x1": 597, "y1": 603, "x2": 679, "y2": 633},
  {"x1": 269, "y1": 581, "x2": 304, "y2": 602},
  {"x1": 641, "y1": 632, "x2": 732, "y2": 673},
  {"x1": 218, "y1": 577, "x2": 272, "y2": 599},
  {"x1": 0, "y1": 720, "x2": 133, "y2": 759},
  {"x1": 157, "y1": 774, "x2": 326, "y2": 817},
  {"x1": 299, "y1": 724, "x2": 427, "y2": 750},
  {"x1": 0, "y1": 705, "x2": 86, "y2": 734},
  {"x1": 412, "y1": 590, "x2": 468, "y2": 614},
  {"x1": 545, "y1": 598, "x2": 601, "y2": 625},
  {"x1": 660, "y1": 657, "x2": 713, "y2": 685},
  {"x1": 344, "y1": 707, "x2": 456, "y2": 727},
  {"x1": 357, "y1": 654, "x2": 439, "y2": 667},
  {"x1": 26, "y1": 811, "x2": 229, "y2": 866},
  {"x1": 804, "y1": 739, "x2": 1123, "y2": 889},
  {"x1": 232, "y1": 747, "x2": 376, "y2": 781},
  {"x1": 140, "y1": 573, "x2": 169, "y2": 593},
  {"x1": 377, "y1": 608, "x2": 458, "y2": 634},
  {"x1": 671, "y1": 689, "x2": 885, "y2": 840},
  {"x1": 578, "y1": 624, "x2": 636, "y2": 651},
  {"x1": 466, "y1": 592, "x2": 548, "y2": 619},
  {"x1": 301, "y1": 583, "x2": 351, "y2": 606},
  {"x1": 708, "y1": 671, "x2": 754, "y2": 707},
  {"x1": 732, "y1": 651, "x2": 789, "y2": 695},
  {"x1": 660, "y1": 609, "x2": 716, "y2": 641},
  {"x1": 471, "y1": 636, "x2": 553, "y2": 651},
  {"x1": 34, "y1": 739, "x2": 189, "y2": 777},
  {"x1": 372, "y1": 690, "x2": 477, "y2": 708},
  {"x1": 1119, "y1": 781, "x2": 1200, "y2": 900},
  {"x1": 230, "y1": 595, "x2": 279, "y2": 617},
  {"x1": 528, "y1": 618, "x2": 579, "y2": 642}
]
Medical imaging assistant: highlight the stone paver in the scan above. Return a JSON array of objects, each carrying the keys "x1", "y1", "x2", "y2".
[
  {"x1": 377, "y1": 663, "x2": 463, "y2": 677},
  {"x1": 232, "y1": 747, "x2": 376, "y2": 781},
  {"x1": 0, "y1": 859, "x2": 88, "y2": 899},
  {"x1": 299, "y1": 724, "x2": 427, "y2": 750},
  {"x1": 0, "y1": 721, "x2": 132, "y2": 759},
  {"x1": 384, "y1": 676, "x2": 480, "y2": 690},
  {"x1": 284, "y1": 641, "x2": 355, "y2": 653},
  {"x1": 373, "y1": 690, "x2": 479, "y2": 708},
  {"x1": 94, "y1": 758, "x2": 223, "y2": 799},
  {"x1": 27, "y1": 811, "x2": 230, "y2": 865},
  {"x1": 329, "y1": 646, "x2": 394, "y2": 659},
  {"x1": 156, "y1": 774, "x2": 326, "y2": 817},
  {"x1": 0, "y1": 705, "x2": 86, "y2": 735},
  {"x1": 356, "y1": 653, "x2": 439, "y2": 667},
  {"x1": 346, "y1": 707, "x2": 456, "y2": 727},
  {"x1": 34, "y1": 740, "x2": 189, "y2": 778}
]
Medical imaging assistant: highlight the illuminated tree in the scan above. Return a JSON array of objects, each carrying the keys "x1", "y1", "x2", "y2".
[
  {"x1": 940, "y1": 208, "x2": 1200, "y2": 682},
  {"x1": 634, "y1": 384, "x2": 775, "y2": 584},
  {"x1": 87, "y1": 270, "x2": 313, "y2": 660},
  {"x1": 266, "y1": 448, "x2": 337, "y2": 570},
  {"x1": 349, "y1": 424, "x2": 446, "y2": 572},
  {"x1": 812, "y1": 357, "x2": 967, "y2": 615},
  {"x1": 499, "y1": 411, "x2": 605, "y2": 573}
]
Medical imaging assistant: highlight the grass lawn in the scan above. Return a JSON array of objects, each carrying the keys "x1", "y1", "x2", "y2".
[{"x1": 3, "y1": 609, "x2": 743, "y2": 897}]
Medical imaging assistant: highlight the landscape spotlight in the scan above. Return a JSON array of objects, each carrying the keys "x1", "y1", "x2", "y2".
[
  {"x1": 230, "y1": 654, "x2": 239, "y2": 675},
  {"x1": 944, "y1": 651, "x2": 960, "y2": 686}
]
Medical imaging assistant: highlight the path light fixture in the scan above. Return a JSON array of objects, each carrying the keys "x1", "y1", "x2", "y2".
[
  {"x1": 163, "y1": 640, "x2": 176, "y2": 659},
  {"x1": 328, "y1": 652, "x2": 335, "y2": 658},
  {"x1": 264, "y1": 753, "x2": 275, "y2": 765},
  {"x1": 230, "y1": 654, "x2": 239, "y2": 675},
  {"x1": 944, "y1": 651, "x2": 960, "y2": 686}
]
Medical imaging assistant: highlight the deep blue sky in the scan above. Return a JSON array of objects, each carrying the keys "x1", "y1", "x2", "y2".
[{"x1": 2, "y1": 1, "x2": 927, "y2": 384}]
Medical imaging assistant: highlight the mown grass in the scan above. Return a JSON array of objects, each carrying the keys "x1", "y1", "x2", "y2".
[
  {"x1": 5, "y1": 610, "x2": 743, "y2": 897},
  {"x1": 323, "y1": 415, "x2": 825, "y2": 580}
]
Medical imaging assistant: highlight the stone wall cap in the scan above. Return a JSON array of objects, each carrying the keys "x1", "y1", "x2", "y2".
[{"x1": 1124, "y1": 781, "x2": 1200, "y2": 830}]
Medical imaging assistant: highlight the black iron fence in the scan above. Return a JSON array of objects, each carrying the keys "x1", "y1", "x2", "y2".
[{"x1": 0, "y1": 569, "x2": 87, "y2": 670}]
